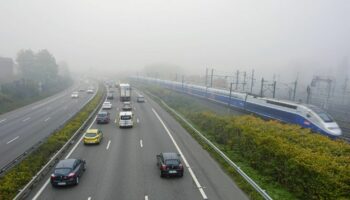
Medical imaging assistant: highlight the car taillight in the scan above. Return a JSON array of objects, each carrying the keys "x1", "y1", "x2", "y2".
[
  {"x1": 179, "y1": 163, "x2": 183, "y2": 170},
  {"x1": 51, "y1": 174, "x2": 56, "y2": 179},
  {"x1": 68, "y1": 173, "x2": 76, "y2": 177},
  {"x1": 161, "y1": 164, "x2": 167, "y2": 170}
]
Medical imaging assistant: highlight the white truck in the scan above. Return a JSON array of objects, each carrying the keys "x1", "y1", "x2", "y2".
[{"x1": 119, "y1": 83, "x2": 131, "y2": 102}]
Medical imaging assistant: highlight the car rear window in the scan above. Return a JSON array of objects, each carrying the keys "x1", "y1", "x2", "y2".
[
  {"x1": 54, "y1": 168, "x2": 71, "y2": 174},
  {"x1": 85, "y1": 133, "x2": 97, "y2": 137},
  {"x1": 165, "y1": 159, "x2": 179, "y2": 165},
  {"x1": 98, "y1": 113, "x2": 107, "y2": 117}
]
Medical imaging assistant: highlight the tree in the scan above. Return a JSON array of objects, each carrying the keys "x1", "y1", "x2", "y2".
[{"x1": 16, "y1": 49, "x2": 36, "y2": 80}]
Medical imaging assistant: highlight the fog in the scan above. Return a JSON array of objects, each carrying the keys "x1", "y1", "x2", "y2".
[{"x1": 1, "y1": 0, "x2": 349, "y2": 81}]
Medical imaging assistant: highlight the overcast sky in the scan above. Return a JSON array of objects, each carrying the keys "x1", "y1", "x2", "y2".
[{"x1": 0, "y1": 0, "x2": 349, "y2": 81}]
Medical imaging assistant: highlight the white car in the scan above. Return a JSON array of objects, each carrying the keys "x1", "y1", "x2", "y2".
[
  {"x1": 71, "y1": 92, "x2": 79, "y2": 98},
  {"x1": 87, "y1": 89, "x2": 94, "y2": 94},
  {"x1": 102, "y1": 102, "x2": 112, "y2": 109}
]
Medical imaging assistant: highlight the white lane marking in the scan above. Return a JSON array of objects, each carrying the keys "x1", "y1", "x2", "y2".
[
  {"x1": 22, "y1": 117, "x2": 31, "y2": 122},
  {"x1": 145, "y1": 195, "x2": 149, "y2": 200},
  {"x1": 0, "y1": 118, "x2": 6, "y2": 123},
  {"x1": 106, "y1": 140, "x2": 111, "y2": 150},
  {"x1": 88, "y1": 197, "x2": 92, "y2": 200},
  {"x1": 44, "y1": 117, "x2": 51, "y2": 122},
  {"x1": 32, "y1": 115, "x2": 98, "y2": 200},
  {"x1": 152, "y1": 108, "x2": 208, "y2": 199},
  {"x1": 137, "y1": 118, "x2": 140, "y2": 123},
  {"x1": 140, "y1": 139, "x2": 143, "y2": 148},
  {"x1": 6, "y1": 136, "x2": 19, "y2": 144}
]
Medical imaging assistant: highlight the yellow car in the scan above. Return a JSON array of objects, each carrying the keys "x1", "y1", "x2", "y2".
[{"x1": 83, "y1": 129, "x2": 103, "y2": 144}]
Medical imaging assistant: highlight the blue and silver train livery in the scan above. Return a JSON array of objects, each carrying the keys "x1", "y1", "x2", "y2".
[{"x1": 135, "y1": 77, "x2": 342, "y2": 138}]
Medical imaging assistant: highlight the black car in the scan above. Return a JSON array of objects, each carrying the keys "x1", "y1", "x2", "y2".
[
  {"x1": 107, "y1": 93, "x2": 114, "y2": 100},
  {"x1": 96, "y1": 111, "x2": 110, "y2": 124},
  {"x1": 156, "y1": 152, "x2": 184, "y2": 177},
  {"x1": 51, "y1": 159, "x2": 86, "y2": 186}
]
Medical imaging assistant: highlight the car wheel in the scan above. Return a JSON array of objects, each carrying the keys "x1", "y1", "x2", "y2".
[
  {"x1": 179, "y1": 172, "x2": 183, "y2": 177},
  {"x1": 75, "y1": 177, "x2": 79, "y2": 185},
  {"x1": 160, "y1": 173, "x2": 165, "y2": 178}
]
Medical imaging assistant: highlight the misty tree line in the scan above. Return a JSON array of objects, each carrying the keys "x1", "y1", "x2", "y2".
[{"x1": 0, "y1": 49, "x2": 72, "y2": 100}]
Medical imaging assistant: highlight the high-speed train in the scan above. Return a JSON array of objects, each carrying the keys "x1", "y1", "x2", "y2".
[{"x1": 134, "y1": 77, "x2": 342, "y2": 138}]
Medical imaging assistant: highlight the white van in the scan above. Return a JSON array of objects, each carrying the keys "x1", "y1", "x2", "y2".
[{"x1": 118, "y1": 111, "x2": 133, "y2": 128}]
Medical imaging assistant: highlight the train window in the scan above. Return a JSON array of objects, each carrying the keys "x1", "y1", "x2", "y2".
[{"x1": 306, "y1": 113, "x2": 311, "y2": 118}]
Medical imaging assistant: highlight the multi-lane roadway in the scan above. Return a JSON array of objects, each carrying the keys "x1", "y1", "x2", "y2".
[
  {"x1": 29, "y1": 88, "x2": 248, "y2": 200},
  {"x1": 0, "y1": 81, "x2": 96, "y2": 171}
]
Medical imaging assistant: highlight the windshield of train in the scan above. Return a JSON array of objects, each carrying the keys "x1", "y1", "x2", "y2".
[{"x1": 309, "y1": 106, "x2": 334, "y2": 123}]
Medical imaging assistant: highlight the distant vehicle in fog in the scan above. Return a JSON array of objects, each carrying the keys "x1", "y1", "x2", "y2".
[
  {"x1": 119, "y1": 83, "x2": 131, "y2": 102},
  {"x1": 137, "y1": 95, "x2": 145, "y2": 103},
  {"x1": 71, "y1": 92, "x2": 79, "y2": 98},
  {"x1": 96, "y1": 111, "x2": 110, "y2": 124},
  {"x1": 102, "y1": 101, "x2": 112, "y2": 109}
]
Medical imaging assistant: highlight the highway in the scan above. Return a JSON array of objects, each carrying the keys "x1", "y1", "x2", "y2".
[
  {"x1": 29, "y1": 88, "x2": 248, "y2": 200},
  {"x1": 0, "y1": 81, "x2": 97, "y2": 171}
]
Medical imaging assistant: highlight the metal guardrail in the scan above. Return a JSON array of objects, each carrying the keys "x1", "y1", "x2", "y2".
[
  {"x1": 12, "y1": 85, "x2": 105, "y2": 200},
  {"x1": 145, "y1": 91, "x2": 273, "y2": 200},
  {"x1": 0, "y1": 87, "x2": 98, "y2": 177}
]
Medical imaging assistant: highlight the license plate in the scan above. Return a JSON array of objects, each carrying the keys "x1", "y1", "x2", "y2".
[
  {"x1": 169, "y1": 170, "x2": 177, "y2": 174},
  {"x1": 57, "y1": 182, "x2": 66, "y2": 186}
]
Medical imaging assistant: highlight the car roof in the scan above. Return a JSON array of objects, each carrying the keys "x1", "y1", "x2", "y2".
[
  {"x1": 104, "y1": 101, "x2": 111, "y2": 104},
  {"x1": 119, "y1": 111, "x2": 132, "y2": 116},
  {"x1": 98, "y1": 111, "x2": 108, "y2": 114},
  {"x1": 86, "y1": 129, "x2": 99, "y2": 133},
  {"x1": 56, "y1": 159, "x2": 77, "y2": 168},
  {"x1": 162, "y1": 152, "x2": 180, "y2": 160}
]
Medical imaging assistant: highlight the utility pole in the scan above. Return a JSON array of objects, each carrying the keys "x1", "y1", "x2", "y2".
[
  {"x1": 272, "y1": 81, "x2": 276, "y2": 98},
  {"x1": 306, "y1": 86, "x2": 311, "y2": 104},
  {"x1": 210, "y1": 69, "x2": 214, "y2": 87},
  {"x1": 293, "y1": 79, "x2": 298, "y2": 101},
  {"x1": 260, "y1": 78, "x2": 264, "y2": 97},
  {"x1": 242, "y1": 72, "x2": 247, "y2": 91},
  {"x1": 228, "y1": 82, "x2": 233, "y2": 107},
  {"x1": 182, "y1": 75, "x2": 184, "y2": 90},
  {"x1": 250, "y1": 69, "x2": 255, "y2": 93},
  {"x1": 235, "y1": 70, "x2": 239, "y2": 90},
  {"x1": 205, "y1": 68, "x2": 208, "y2": 87}
]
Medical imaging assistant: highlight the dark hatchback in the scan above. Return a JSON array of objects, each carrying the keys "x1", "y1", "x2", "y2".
[
  {"x1": 156, "y1": 152, "x2": 184, "y2": 177},
  {"x1": 96, "y1": 111, "x2": 110, "y2": 124},
  {"x1": 107, "y1": 93, "x2": 114, "y2": 100},
  {"x1": 51, "y1": 159, "x2": 86, "y2": 187}
]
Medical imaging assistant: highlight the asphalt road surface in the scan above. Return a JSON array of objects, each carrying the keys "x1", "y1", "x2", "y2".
[
  {"x1": 28, "y1": 87, "x2": 248, "y2": 200},
  {"x1": 0, "y1": 81, "x2": 97, "y2": 170}
]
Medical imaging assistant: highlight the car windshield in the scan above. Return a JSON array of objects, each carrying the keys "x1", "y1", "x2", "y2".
[
  {"x1": 54, "y1": 168, "x2": 71, "y2": 175},
  {"x1": 165, "y1": 159, "x2": 179, "y2": 165},
  {"x1": 85, "y1": 133, "x2": 97, "y2": 137},
  {"x1": 308, "y1": 106, "x2": 334, "y2": 123},
  {"x1": 121, "y1": 116, "x2": 131, "y2": 120}
]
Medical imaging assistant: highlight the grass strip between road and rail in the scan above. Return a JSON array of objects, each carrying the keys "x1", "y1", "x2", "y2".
[
  {"x1": 0, "y1": 83, "x2": 104, "y2": 200},
  {"x1": 138, "y1": 84, "x2": 350, "y2": 200}
]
